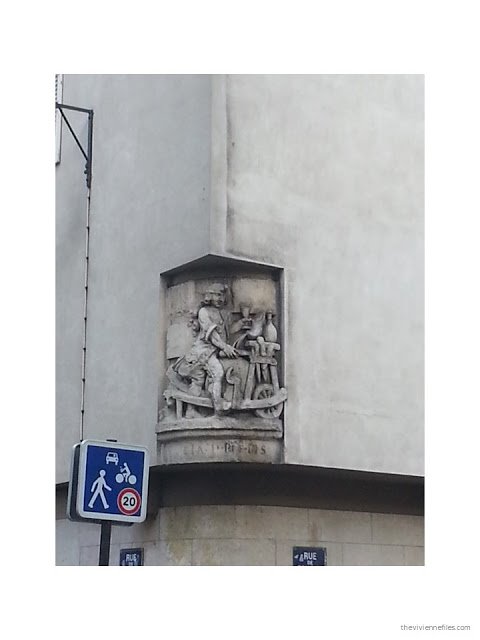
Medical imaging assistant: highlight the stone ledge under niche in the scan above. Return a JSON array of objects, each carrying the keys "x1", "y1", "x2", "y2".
[{"x1": 156, "y1": 417, "x2": 283, "y2": 464}]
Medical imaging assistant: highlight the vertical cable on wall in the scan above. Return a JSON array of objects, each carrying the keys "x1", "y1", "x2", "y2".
[
  {"x1": 80, "y1": 184, "x2": 92, "y2": 440},
  {"x1": 55, "y1": 100, "x2": 94, "y2": 442}
]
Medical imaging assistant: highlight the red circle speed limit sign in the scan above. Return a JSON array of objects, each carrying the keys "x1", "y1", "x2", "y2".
[{"x1": 117, "y1": 488, "x2": 142, "y2": 515}]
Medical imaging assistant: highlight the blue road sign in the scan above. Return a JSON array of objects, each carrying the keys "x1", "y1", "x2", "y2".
[
  {"x1": 292, "y1": 546, "x2": 327, "y2": 566},
  {"x1": 76, "y1": 440, "x2": 149, "y2": 523}
]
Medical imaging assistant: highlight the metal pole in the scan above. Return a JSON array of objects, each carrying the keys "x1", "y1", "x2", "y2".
[
  {"x1": 86, "y1": 110, "x2": 93, "y2": 189},
  {"x1": 99, "y1": 522, "x2": 112, "y2": 566},
  {"x1": 57, "y1": 107, "x2": 89, "y2": 163},
  {"x1": 56, "y1": 102, "x2": 93, "y2": 114}
]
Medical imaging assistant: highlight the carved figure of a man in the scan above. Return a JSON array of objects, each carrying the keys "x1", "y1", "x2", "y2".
[{"x1": 172, "y1": 283, "x2": 239, "y2": 415}]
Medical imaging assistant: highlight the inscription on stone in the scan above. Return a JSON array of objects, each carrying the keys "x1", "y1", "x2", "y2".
[
  {"x1": 224, "y1": 441, "x2": 267, "y2": 455},
  {"x1": 181, "y1": 440, "x2": 268, "y2": 459}
]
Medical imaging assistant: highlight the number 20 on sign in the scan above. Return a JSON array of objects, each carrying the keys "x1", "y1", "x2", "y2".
[{"x1": 118, "y1": 488, "x2": 142, "y2": 515}]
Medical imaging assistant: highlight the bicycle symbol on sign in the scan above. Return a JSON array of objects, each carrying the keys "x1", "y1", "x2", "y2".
[{"x1": 115, "y1": 462, "x2": 137, "y2": 485}]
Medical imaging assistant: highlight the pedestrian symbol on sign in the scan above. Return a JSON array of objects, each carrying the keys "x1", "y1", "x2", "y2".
[{"x1": 88, "y1": 470, "x2": 112, "y2": 509}]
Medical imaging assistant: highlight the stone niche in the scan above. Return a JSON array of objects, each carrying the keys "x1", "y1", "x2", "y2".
[{"x1": 156, "y1": 255, "x2": 286, "y2": 464}]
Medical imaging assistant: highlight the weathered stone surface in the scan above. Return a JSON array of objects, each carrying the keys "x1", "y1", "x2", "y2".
[
  {"x1": 371, "y1": 513, "x2": 424, "y2": 546},
  {"x1": 144, "y1": 540, "x2": 193, "y2": 566},
  {"x1": 167, "y1": 281, "x2": 197, "y2": 321},
  {"x1": 404, "y1": 545, "x2": 425, "y2": 566},
  {"x1": 157, "y1": 415, "x2": 283, "y2": 434},
  {"x1": 110, "y1": 515, "x2": 158, "y2": 544},
  {"x1": 308, "y1": 509, "x2": 372, "y2": 544},
  {"x1": 56, "y1": 521, "x2": 81, "y2": 566},
  {"x1": 159, "y1": 506, "x2": 237, "y2": 540},
  {"x1": 231, "y1": 277, "x2": 277, "y2": 313},
  {"x1": 79, "y1": 544, "x2": 101, "y2": 566},
  {"x1": 158, "y1": 435, "x2": 282, "y2": 465},
  {"x1": 342, "y1": 543, "x2": 405, "y2": 566},
  {"x1": 166, "y1": 322, "x2": 195, "y2": 360},
  {"x1": 234, "y1": 505, "x2": 309, "y2": 540},
  {"x1": 57, "y1": 504, "x2": 424, "y2": 566},
  {"x1": 192, "y1": 538, "x2": 276, "y2": 566}
]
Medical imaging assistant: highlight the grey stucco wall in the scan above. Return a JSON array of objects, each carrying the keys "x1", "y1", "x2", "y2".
[
  {"x1": 57, "y1": 74, "x2": 423, "y2": 482},
  {"x1": 221, "y1": 75, "x2": 424, "y2": 474},
  {"x1": 56, "y1": 75, "x2": 212, "y2": 481},
  {"x1": 56, "y1": 95, "x2": 90, "y2": 477}
]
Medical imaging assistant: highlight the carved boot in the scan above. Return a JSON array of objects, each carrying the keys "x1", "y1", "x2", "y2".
[
  {"x1": 185, "y1": 381, "x2": 204, "y2": 418},
  {"x1": 212, "y1": 383, "x2": 231, "y2": 414},
  {"x1": 213, "y1": 399, "x2": 232, "y2": 414}
]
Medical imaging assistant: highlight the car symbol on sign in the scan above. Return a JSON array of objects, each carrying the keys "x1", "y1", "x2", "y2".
[{"x1": 105, "y1": 452, "x2": 119, "y2": 465}]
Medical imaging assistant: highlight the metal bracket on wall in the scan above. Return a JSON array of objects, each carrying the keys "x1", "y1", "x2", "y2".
[{"x1": 55, "y1": 102, "x2": 94, "y2": 188}]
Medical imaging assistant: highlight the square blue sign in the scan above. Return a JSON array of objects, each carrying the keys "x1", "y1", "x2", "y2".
[{"x1": 76, "y1": 440, "x2": 149, "y2": 523}]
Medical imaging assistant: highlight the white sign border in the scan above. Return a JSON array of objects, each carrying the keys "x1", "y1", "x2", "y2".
[{"x1": 76, "y1": 439, "x2": 149, "y2": 523}]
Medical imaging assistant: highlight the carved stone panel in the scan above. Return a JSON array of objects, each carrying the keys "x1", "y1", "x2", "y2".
[{"x1": 157, "y1": 261, "x2": 286, "y2": 464}]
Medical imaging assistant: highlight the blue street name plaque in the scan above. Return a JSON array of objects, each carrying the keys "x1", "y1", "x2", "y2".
[
  {"x1": 292, "y1": 546, "x2": 327, "y2": 566},
  {"x1": 120, "y1": 548, "x2": 144, "y2": 566}
]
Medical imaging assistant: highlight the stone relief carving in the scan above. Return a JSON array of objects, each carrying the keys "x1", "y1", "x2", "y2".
[{"x1": 162, "y1": 280, "x2": 287, "y2": 422}]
